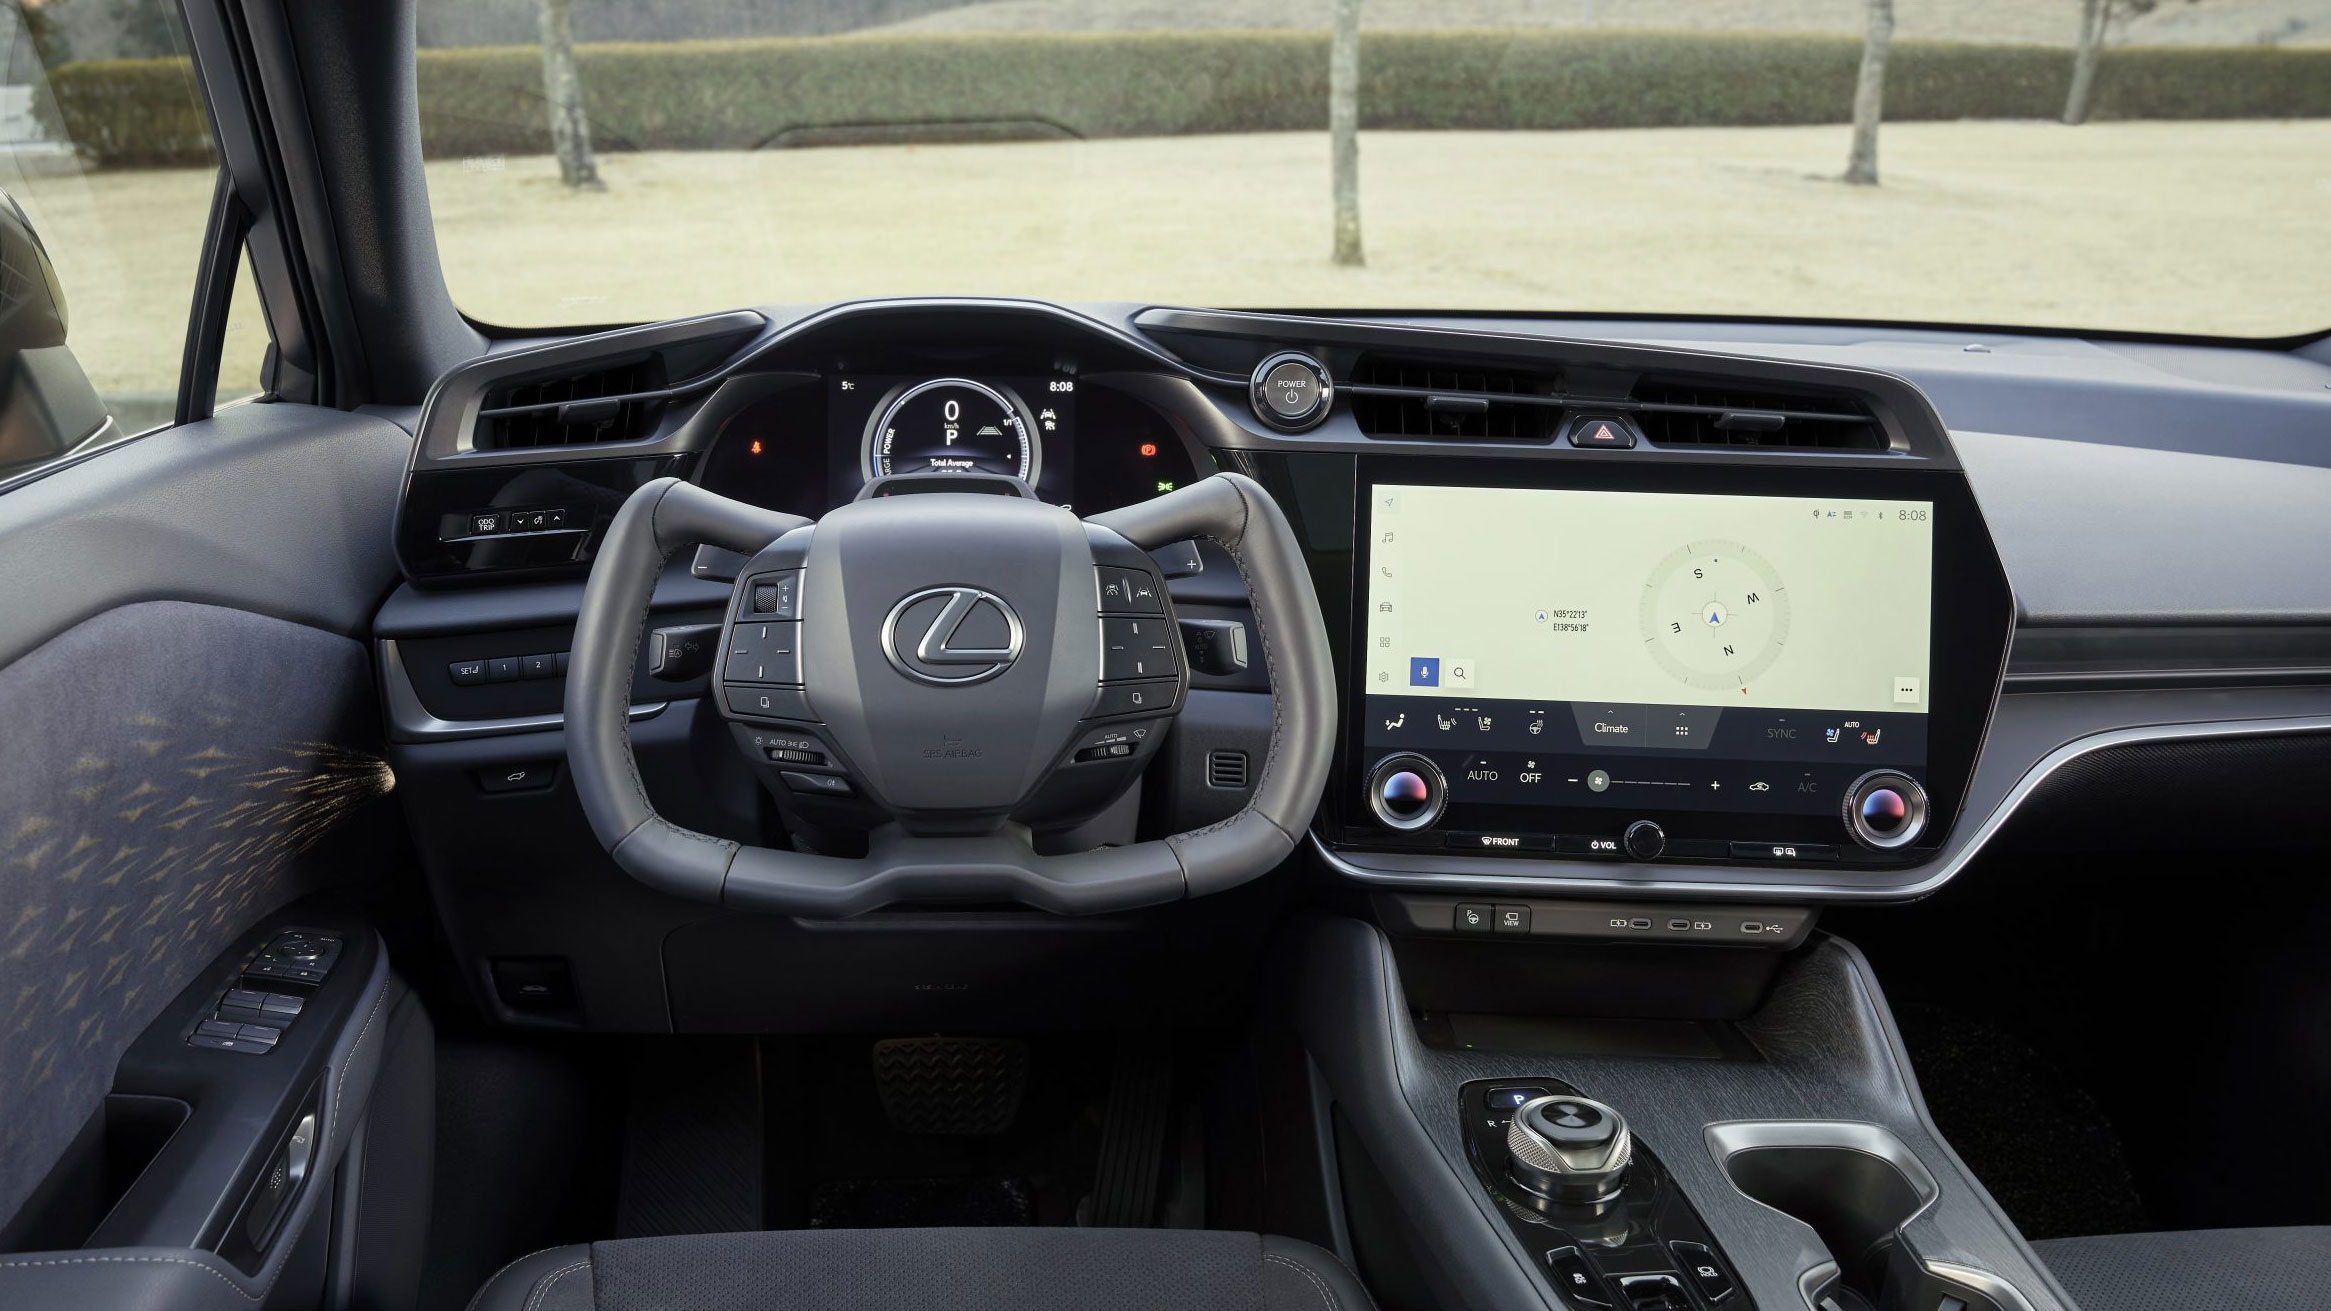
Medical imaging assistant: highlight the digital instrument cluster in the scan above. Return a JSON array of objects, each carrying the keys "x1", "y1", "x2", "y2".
[{"x1": 696, "y1": 373, "x2": 1200, "y2": 517}]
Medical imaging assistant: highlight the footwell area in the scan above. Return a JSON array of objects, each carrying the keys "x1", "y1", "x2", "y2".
[
  {"x1": 421, "y1": 1030, "x2": 1228, "y2": 1309},
  {"x1": 1830, "y1": 850, "x2": 2331, "y2": 1241}
]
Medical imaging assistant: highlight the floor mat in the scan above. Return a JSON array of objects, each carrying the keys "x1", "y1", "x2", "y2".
[
  {"x1": 808, "y1": 1175, "x2": 1035, "y2": 1228},
  {"x1": 764, "y1": 1034, "x2": 1118, "y2": 1230},
  {"x1": 1890, "y1": 1002, "x2": 2150, "y2": 1240}
]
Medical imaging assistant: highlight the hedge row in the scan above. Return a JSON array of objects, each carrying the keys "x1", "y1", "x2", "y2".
[{"x1": 45, "y1": 30, "x2": 2331, "y2": 168}]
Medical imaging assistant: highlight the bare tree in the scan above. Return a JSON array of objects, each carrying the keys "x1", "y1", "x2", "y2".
[
  {"x1": 538, "y1": 0, "x2": 602, "y2": 190},
  {"x1": 1844, "y1": 0, "x2": 1894, "y2": 186},
  {"x1": 1329, "y1": 0, "x2": 1362, "y2": 267},
  {"x1": 2065, "y1": 0, "x2": 2190, "y2": 125}
]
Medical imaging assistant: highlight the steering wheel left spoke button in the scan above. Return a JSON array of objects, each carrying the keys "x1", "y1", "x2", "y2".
[
  {"x1": 726, "y1": 685, "x2": 813, "y2": 721},
  {"x1": 724, "y1": 621, "x2": 802, "y2": 686}
]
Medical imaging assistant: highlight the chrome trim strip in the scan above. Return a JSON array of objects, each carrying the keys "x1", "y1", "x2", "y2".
[
  {"x1": 381, "y1": 639, "x2": 667, "y2": 742},
  {"x1": 1926, "y1": 1261, "x2": 2039, "y2": 1311},
  {"x1": 1311, "y1": 711, "x2": 2331, "y2": 901}
]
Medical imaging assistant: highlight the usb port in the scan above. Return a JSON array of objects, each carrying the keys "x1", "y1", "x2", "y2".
[{"x1": 1667, "y1": 919, "x2": 1692, "y2": 931}]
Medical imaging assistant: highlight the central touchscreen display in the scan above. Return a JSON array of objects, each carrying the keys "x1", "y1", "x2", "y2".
[{"x1": 1362, "y1": 483, "x2": 1935, "y2": 820}]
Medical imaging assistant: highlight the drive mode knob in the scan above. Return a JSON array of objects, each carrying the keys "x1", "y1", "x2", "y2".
[
  {"x1": 1843, "y1": 770, "x2": 1929, "y2": 850},
  {"x1": 1623, "y1": 820, "x2": 1666, "y2": 861},
  {"x1": 1366, "y1": 753, "x2": 1445, "y2": 832},
  {"x1": 1506, "y1": 1095, "x2": 1632, "y2": 1206}
]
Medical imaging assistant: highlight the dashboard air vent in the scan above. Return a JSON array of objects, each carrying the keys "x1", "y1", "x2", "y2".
[
  {"x1": 477, "y1": 356, "x2": 669, "y2": 450},
  {"x1": 1207, "y1": 749, "x2": 1250, "y2": 790},
  {"x1": 1629, "y1": 378, "x2": 1885, "y2": 450},
  {"x1": 1348, "y1": 358, "x2": 1554, "y2": 441}
]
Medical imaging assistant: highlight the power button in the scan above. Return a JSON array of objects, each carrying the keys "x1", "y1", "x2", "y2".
[{"x1": 1250, "y1": 352, "x2": 1333, "y2": 431}]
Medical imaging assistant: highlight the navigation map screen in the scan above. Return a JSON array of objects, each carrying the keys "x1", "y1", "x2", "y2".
[{"x1": 1361, "y1": 483, "x2": 1936, "y2": 818}]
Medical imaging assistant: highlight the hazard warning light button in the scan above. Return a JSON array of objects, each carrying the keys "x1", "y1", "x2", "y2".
[{"x1": 1566, "y1": 414, "x2": 1639, "y2": 449}]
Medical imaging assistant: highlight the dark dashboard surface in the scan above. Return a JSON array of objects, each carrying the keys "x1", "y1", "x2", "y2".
[{"x1": 376, "y1": 296, "x2": 2331, "y2": 904}]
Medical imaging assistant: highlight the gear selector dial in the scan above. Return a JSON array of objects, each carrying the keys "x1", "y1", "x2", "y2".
[{"x1": 1505, "y1": 1095, "x2": 1633, "y2": 1206}]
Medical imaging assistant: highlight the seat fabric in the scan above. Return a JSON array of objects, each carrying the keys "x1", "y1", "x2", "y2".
[
  {"x1": 2031, "y1": 1225, "x2": 2331, "y2": 1311},
  {"x1": 468, "y1": 1227, "x2": 1374, "y2": 1311}
]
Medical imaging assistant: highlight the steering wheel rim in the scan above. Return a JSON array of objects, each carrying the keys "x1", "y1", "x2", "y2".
[{"x1": 562, "y1": 472, "x2": 1336, "y2": 917}]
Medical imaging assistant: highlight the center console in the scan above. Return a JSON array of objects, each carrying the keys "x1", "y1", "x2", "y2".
[{"x1": 1278, "y1": 915, "x2": 2070, "y2": 1311}]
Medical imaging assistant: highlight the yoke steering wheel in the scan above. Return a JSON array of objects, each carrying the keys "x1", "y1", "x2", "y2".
[{"x1": 562, "y1": 472, "x2": 1336, "y2": 917}]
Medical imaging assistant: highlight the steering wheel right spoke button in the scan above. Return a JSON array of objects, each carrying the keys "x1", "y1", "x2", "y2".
[{"x1": 1072, "y1": 720, "x2": 1164, "y2": 764}]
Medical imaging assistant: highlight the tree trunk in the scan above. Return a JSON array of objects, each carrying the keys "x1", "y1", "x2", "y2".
[
  {"x1": 2064, "y1": 0, "x2": 2108, "y2": 125},
  {"x1": 1329, "y1": 0, "x2": 1363, "y2": 267},
  {"x1": 1844, "y1": 0, "x2": 1894, "y2": 185},
  {"x1": 538, "y1": 0, "x2": 602, "y2": 191}
]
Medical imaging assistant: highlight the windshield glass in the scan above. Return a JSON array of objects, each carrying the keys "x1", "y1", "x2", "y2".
[{"x1": 394, "y1": 1, "x2": 2323, "y2": 335}]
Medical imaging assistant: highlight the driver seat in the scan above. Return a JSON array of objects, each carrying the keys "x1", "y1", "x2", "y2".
[{"x1": 469, "y1": 1227, "x2": 1374, "y2": 1311}]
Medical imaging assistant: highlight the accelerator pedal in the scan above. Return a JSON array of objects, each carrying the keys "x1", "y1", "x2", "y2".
[
  {"x1": 1086, "y1": 1040, "x2": 1174, "y2": 1227},
  {"x1": 870, "y1": 1036, "x2": 1029, "y2": 1136}
]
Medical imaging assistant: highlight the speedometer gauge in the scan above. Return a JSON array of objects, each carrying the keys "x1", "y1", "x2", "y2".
[{"x1": 863, "y1": 378, "x2": 1039, "y2": 484}]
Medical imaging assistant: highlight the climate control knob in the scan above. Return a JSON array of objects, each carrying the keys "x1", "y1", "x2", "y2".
[
  {"x1": 1366, "y1": 753, "x2": 1445, "y2": 832},
  {"x1": 1843, "y1": 770, "x2": 1929, "y2": 850}
]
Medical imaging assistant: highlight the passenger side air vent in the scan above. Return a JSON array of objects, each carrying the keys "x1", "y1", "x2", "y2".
[
  {"x1": 1207, "y1": 749, "x2": 1250, "y2": 790},
  {"x1": 1629, "y1": 378, "x2": 1886, "y2": 450},
  {"x1": 1348, "y1": 358, "x2": 1555, "y2": 441},
  {"x1": 476, "y1": 355, "x2": 670, "y2": 450}
]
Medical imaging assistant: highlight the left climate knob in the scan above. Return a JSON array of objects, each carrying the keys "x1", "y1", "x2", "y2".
[{"x1": 1367, "y1": 753, "x2": 1446, "y2": 832}]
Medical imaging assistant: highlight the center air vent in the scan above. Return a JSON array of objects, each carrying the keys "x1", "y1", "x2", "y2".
[
  {"x1": 477, "y1": 356, "x2": 669, "y2": 450},
  {"x1": 1348, "y1": 358, "x2": 1554, "y2": 441},
  {"x1": 1629, "y1": 378, "x2": 1886, "y2": 451}
]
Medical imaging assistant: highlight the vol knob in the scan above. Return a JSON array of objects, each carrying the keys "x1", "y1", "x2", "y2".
[{"x1": 1623, "y1": 820, "x2": 1666, "y2": 861}]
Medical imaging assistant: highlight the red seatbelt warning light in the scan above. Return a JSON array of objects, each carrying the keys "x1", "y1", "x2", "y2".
[{"x1": 749, "y1": 439, "x2": 763, "y2": 455}]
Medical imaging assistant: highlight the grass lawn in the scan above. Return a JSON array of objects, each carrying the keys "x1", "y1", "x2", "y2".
[
  {"x1": 13, "y1": 118, "x2": 2328, "y2": 408},
  {"x1": 428, "y1": 120, "x2": 2331, "y2": 337}
]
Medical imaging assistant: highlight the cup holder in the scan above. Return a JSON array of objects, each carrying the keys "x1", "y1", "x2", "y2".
[
  {"x1": 1707, "y1": 1122, "x2": 2021, "y2": 1311},
  {"x1": 1721, "y1": 1143, "x2": 1929, "y2": 1305}
]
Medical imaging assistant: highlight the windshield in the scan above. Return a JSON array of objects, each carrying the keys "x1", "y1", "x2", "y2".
[{"x1": 398, "y1": 1, "x2": 2323, "y2": 336}]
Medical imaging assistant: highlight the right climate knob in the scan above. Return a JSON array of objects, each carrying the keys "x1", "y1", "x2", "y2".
[{"x1": 1843, "y1": 770, "x2": 1929, "y2": 850}]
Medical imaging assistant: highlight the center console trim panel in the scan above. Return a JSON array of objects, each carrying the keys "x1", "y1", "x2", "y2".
[{"x1": 1280, "y1": 915, "x2": 2079, "y2": 1311}]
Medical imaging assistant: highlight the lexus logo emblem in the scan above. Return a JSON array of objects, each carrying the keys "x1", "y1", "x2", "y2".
[{"x1": 880, "y1": 586, "x2": 1024, "y2": 686}]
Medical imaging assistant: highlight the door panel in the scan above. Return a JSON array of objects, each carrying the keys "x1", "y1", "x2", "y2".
[{"x1": 0, "y1": 403, "x2": 413, "y2": 1244}]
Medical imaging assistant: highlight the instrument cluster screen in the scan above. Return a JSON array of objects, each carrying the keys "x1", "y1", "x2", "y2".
[
  {"x1": 830, "y1": 374, "x2": 1076, "y2": 504},
  {"x1": 1363, "y1": 483, "x2": 1936, "y2": 819}
]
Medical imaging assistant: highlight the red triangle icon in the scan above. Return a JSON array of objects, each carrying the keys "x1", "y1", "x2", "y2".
[{"x1": 1594, "y1": 423, "x2": 1616, "y2": 441}]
